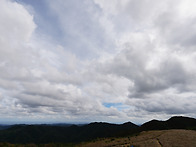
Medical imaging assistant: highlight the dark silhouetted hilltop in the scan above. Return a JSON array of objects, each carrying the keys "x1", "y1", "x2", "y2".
[
  {"x1": 141, "y1": 116, "x2": 196, "y2": 131},
  {"x1": 167, "y1": 116, "x2": 196, "y2": 129},
  {"x1": 0, "y1": 122, "x2": 138, "y2": 144},
  {"x1": 141, "y1": 119, "x2": 168, "y2": 130},
  {"x1": 0, "y1": 116, "x2": 195, "y2": 144}
]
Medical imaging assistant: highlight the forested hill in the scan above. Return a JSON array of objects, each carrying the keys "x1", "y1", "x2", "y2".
[
  {"x1": 141, "y1": 116, "x2": 196, "y2": 131},
  {"x1": 0, "y1": 121, "x2": 138, "y2": 144},
  {"x1": 0, "y1": 116, "x2": 195, "y2": 144}
]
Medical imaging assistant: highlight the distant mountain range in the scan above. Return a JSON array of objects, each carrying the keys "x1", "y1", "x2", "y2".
[{"x1": 0, "y1": 116, "x2": 195, "y2": 144}]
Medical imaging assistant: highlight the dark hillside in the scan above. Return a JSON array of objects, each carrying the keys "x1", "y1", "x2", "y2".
[
  {"x1": 167, "y1": 116, "x2": 196, "y2": 129},
  {"x1": 0, "y1": 116, "x2": 195, "y2": 144},
  {"x1": 141, "y1": 119, "x2": 169, "y2": 130},
  {"x1": 0, "y1": 125, "x2": 11, "y2": 130},
  {"x1": 141, "y1": 116, "x2": 196, "y2": 131},
  {"x1": 0, "y1": 122, "x2": 138, "y2": 144},
  {"x1": 76, "y1": 122, "x2": 139, "y2": 141}
]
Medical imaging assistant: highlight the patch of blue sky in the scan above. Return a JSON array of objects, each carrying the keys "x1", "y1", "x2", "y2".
[{"x1": 103, "y1": 103, "x2": 129, "y2": 111}]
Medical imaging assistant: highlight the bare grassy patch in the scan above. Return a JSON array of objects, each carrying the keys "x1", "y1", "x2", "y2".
[{"x1": 78, "y1": 130, "x2": 196, "y2": 147}]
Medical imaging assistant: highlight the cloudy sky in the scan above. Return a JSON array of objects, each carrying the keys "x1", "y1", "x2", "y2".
[{"x1": 0, "y1": 0, "x2": 196, "y2": 124}]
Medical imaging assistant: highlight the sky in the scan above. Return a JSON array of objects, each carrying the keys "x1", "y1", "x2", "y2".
[{"x1": 0, "y1": 0, "x2": 196, "y2": 124}]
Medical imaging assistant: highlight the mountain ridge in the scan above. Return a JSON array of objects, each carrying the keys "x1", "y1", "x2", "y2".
[
  {"x1": 141, "y1": 116, "x2": 196, "y2": 130},
  {"x1": 0, "y1": 116, "x2": 195, "y2": 144}
]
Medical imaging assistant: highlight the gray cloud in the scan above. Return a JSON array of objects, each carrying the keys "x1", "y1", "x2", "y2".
[
  {"x1": 91, "y1": 0, "x2": 196, "y2": 119},
  {"x1": 46, "y1": 0, "x2": 115, "y2": 59},
  {"x1": 1, "y1": 0, "x2": 196, "y2": 124}
]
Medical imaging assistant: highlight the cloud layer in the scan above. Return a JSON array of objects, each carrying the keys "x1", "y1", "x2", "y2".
[{"x1": 0, "y1": 0, "x2": 196, "y2": 124}]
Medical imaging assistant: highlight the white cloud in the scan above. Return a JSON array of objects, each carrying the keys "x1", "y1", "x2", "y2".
[
  {"x1": 1, "y1": 0, "x2": 196, "y2": 124},
  {"x1": 0, "y1": 0, "x2": 36, "y2": 43},
  {"x1": 46, "y1": 0, "x2": 115, "y2": 59},
  {"x1": 0, "y1": 0, "x2": 128, "y2": 123}
]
